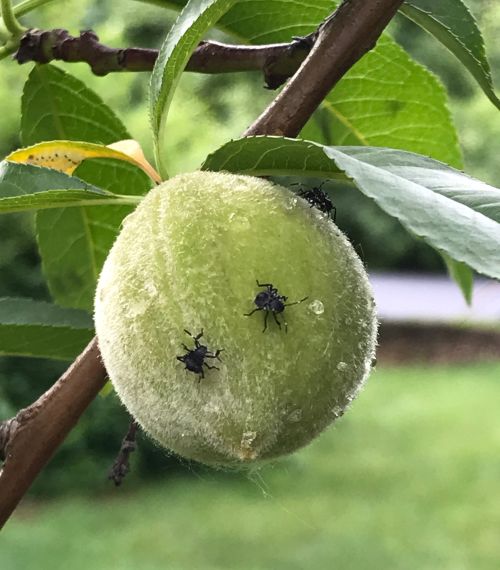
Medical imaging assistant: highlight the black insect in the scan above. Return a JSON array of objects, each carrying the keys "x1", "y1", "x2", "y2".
[
  {"x1": 176, "y1": 329, "x2": 223, "y2": 380},
  {"x1": 244, "y1": 280, "x2": 308, "y2": 332},
  {"x1": 297, "y1": 182, "x2": 336, "y2": 221}
]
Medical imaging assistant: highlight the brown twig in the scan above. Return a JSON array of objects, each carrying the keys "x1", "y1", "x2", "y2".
[
  {"x1": 0, "y1": 0, "x2": 404, "y2": 528},
  {"x1": 0, "y1": 338, "x2": 107, "y2": 528},
  {"x1": 14, "y1": 28, "x2": 313, "y2": 89},
  {"x1": 108, "y1": 419, "x2": 139, "y2": 486}
]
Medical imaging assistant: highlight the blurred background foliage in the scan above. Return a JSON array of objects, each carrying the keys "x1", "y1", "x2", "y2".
[{"x1": 0, "y1": 0, "x2": 499, "y2": 496}]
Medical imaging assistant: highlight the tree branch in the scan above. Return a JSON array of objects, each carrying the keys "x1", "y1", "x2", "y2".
[
  {"x1": 0, "y1": 0, "x2": 403, "y2": 528},
  {"x1": 0, "y1": 338, "x2": 107, "y2": 527},
  {"x1": 245, "y1": 0, "x2": 405, "y2": 137},
  {"x1": 14, "y1": 28, "x2": 313, "y2": 89}
]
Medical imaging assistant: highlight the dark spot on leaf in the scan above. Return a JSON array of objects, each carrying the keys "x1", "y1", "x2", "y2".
[{"x1": 386, "y1": 100, "x2": 405, "y2": 115}]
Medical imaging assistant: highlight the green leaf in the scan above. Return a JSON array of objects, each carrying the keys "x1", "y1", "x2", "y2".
[
  {"x1": 203, "y1": 137, "x2": 500, "y2": 280},
  {"x1": 21, "y1": 64, "x2": 129, "y2": 146},
  {"x1": 0, "y1": 189, "x2": 130, "y2": 213},
  {"x1": 340, "y1": 147, "x2": 500, "y2": 224},
  {"x1": 1, "y1": 160, "x2": 101, "y2": 197},
  {"x1": 203, "y1": 136, "x2": 343, "y2": 177},
  {"x1": 215, "y1": 0, "x2": 334, "y2": 41},
  {"x1": 99, "y1": 381, "x2": 114, "y2": 397},
  {"x1": 150, "y1": 0, "x2": 238, "y2": 177},
  {"x1": 303, "y1": 35, "x2": 462, "y2": 168},
  {"x1": 0, "y1": 158, "x2": 133, "y2": 213},
  {"x1": 442, "y1": 255, "x2": 474, "y2": 305},
  {"x1": 143, "y1": 0, "x2": 332, "y2": 40},
  {"x1": 0, "y1": 297, "x2": 94, "y2": 360},
  {"x1": 21, "y1": 65, "x2": 151, "y2": 311},
  {"x1": 150, "y1": 0, "x2": 462, "y2": 167},
  {"x1": 400, "y1": 0, "x2": 500, "y2": 110},
  {"x1": 36, "y1": 159, "x2": 151, "y2": 311}
]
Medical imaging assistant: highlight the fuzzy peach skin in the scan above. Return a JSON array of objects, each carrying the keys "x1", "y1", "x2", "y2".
[{"x1": 94, "y1": 171, "x2": 377, "y2": 466}]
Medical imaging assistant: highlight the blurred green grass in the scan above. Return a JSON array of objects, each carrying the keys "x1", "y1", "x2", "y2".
[{"x1": 2, "y1": 362, "x2": 500, "y2": 569}]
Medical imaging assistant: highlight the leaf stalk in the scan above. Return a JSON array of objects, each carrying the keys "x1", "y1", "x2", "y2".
[{"x1": 1, "y1": 0, "x2": 26, "y2": 37}]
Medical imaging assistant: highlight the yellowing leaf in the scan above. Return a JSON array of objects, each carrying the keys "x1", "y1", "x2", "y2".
[
  {"x1": 6, "y1": 140, "x2": 161, "y2": 183},
  {"x1": 107, "y1": 140, "x2": 161, "y2": 183}
]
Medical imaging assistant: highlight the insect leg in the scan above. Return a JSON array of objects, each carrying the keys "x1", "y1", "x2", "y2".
[
  {"x1": 256, "y1": 280, "x2": 273, "y2": 288},
  {"x1": 244, "y1": 307, "x2": 262, "y2": 317},
  {"x1": 284, "y1": 296, "x2": 309, "y2": 307},
  {"x1": 273, "y1": 312, "x2": 283, "y2": 331},
  {"x1": 263, "y1": 311, "x2": 269, "y2": 332},
  {"x1": 206, "y1": 349, "x2": 224, "y2": 361}
]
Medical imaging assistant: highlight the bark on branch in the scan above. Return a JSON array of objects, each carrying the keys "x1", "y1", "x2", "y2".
[
  {"x1": 0, "y1": 0, "x2": 404, "y2": 528},
  {"x1": 0, "y1": 339, "x2": 107, "y2": 527},
  {"x1": 14, "y1": 28, "x2": 314, "y2": 89}
]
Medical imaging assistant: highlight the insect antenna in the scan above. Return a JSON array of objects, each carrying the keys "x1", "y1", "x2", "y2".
[{"x1": 283, "y1": 296, "x2": 309, "y2": 308}]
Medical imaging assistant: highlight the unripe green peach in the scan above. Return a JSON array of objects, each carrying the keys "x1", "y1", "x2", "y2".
[{"x1": 95, "y1": 171, "x2": 377, "y2": 467}]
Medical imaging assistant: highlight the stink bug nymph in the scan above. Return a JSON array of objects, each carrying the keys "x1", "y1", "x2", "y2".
[
  {"x1": 176, "y1": 329, "x2": 223, "y2": 380},
  {"x1": 297, "y1": 182, "x2": 336, "y2": 221},
  {"x1": 244, "y1": 280, "x2": 308, "y2": 332}
]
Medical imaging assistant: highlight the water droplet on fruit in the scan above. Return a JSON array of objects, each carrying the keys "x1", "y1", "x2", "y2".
[
  {"x1": 308, "y1": 299, "x2": 324, "y2": 315},
  {"x1": 337, "y1": 361, "x2": 348, "y2": 371}
]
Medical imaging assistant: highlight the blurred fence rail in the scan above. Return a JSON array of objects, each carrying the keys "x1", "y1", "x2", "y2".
[
  {"x1": 372, "y1": 273, "x2": 500, "y2": 324},
  {"x1": 372, "y1": 273, "x2": 500, "y2": 364}
]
